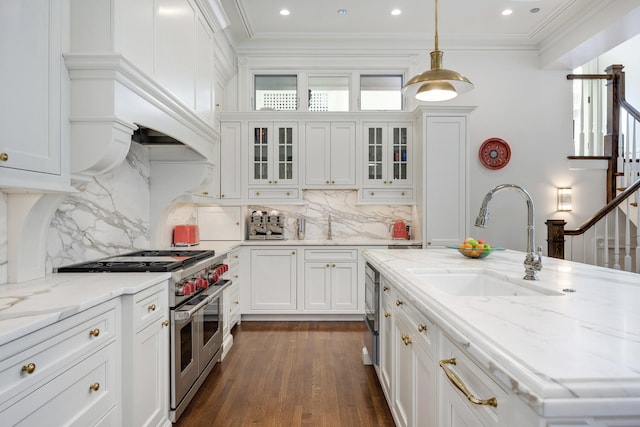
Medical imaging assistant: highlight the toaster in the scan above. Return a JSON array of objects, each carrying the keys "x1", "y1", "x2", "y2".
[{"x1": 173, "y1": 224, "x2": 200, "y2": 246}]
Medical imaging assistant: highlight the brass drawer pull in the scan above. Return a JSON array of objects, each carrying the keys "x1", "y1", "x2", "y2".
[
  {"x1": 439, "y1": 358, "x2": 498, "y2": 407},
  {"x1": 89, "y1": 382, "x2": 100, "y2": 392},
  {"x1": 148, "y1": 304, "x2": 156, "y2": 312},
  {"x1": 162, "y1": 320, "x2": 169, "y2": 327},
  {"x1": 0, "y1": 153, "x2": 8, "y2": 162},
  {"x1": 89, "y1": 328, "x2": 100, "y2": 337},
  {"x1": 401, "y1": 334, "x2": 412, "y2": 345},
  {"x1": 21, "y1": 363, "x2": 36, "y2": 374},
  {"x1": 396, "y1": 300, "x2": 403, "y2": 306},
  {"x1": 384, "y1": 311, "x2": 391, "y2": 318},
  {"x1": 418, "y1": 324, "x2": 427, "y2": 333}
]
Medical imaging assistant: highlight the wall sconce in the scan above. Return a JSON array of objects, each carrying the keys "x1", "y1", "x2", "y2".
[{"x1": 557, "y1": 187, "x2": 572, "y2": 211}]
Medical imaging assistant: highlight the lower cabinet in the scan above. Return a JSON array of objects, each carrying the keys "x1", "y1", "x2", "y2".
[
  {"x1": 303, "y1": 249, "x2": 358, "y2": 312},
  {"x1": 378, "y1": 280, "x2": 395, "y2": 398},
  {"x1": 391, "y1": 291, "x2": 437, "y2": 427},
  {"x1": 120, "y1": 281, "x2": 170, "y2": 427},
  {"x1": 250, "y1": 248, "x2": 298, "y2": 310},
  {"x1": 0, "y1": 300, "x2": 120, "y2": 426}
]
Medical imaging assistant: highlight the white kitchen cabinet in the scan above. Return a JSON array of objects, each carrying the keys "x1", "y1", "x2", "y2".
[
  {"x1": 392, "y1": 290, "x2": 437, "y2": 427},
  {"x1": 303, "y1": 249, "x2": 358, "y2": 312},
  {"x1": 248, "y1": 122, "x2": 298, "y2": 186},
  {"x1": 0, "y1": 300, "x2": 120, "y2": 425},
  {"x1": 227, "y1": 247, "x2": 242, "y2": 329},
  {"x1": 220, "y1": 122, "x2": 243, "y2": 200},
  {"x1": 378, "y1": 279, "x2": 395, "y2": 400},
  {"x1": 198, "y1": 206, "x2": 243, "y2": 241},
  {"x1": 121, "y1": 282, "x2": 170, "y2": 427},
  {"x1": 304, "y1": 122, "x2": 357, "y2": 187},
  {"x1": 249, "y1": 248, "x2": 298, "y2": 311},
  {"x1": 422, "y1": 114, "x2": 469, "y2": 247},
  {"x1": 0, "y1": 0, "x2": 70, "y2": 191}
]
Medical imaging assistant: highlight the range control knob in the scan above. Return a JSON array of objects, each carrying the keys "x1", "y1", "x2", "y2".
[{"x1": 196, "y1": 277, "x2": 208, "y2": 290}]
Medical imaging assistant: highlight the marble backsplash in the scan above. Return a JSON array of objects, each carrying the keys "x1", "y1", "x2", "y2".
[
  {"x1": 247, "y1": 190, "x2": 416, "y2": 241},
  {"x1": 46, "y1": 143, "x2": 151, "y2": 271}
]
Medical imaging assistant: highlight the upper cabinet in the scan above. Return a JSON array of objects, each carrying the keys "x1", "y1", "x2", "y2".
[
  {"x1": 304, "y1": 122, "x2": 356, "y2": 188},
  {"x1": 360, "y1": 122, "x2": 414, "y2": 204},
  {"x1": 247, "y1": 122, "x2": 300, "y2": 202},
  {"x1": 0, "y1": 0, "x2": 70, "y2": 192}
]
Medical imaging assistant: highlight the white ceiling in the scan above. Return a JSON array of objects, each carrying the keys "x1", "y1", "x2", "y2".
[{"x1": 219, "y1": 0, "x2": 608, "y2": 52}]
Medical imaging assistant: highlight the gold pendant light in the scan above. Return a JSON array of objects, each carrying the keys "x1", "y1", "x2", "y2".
[{"x1": 403, "y1": 0, "x2": 473, "y2": 102}]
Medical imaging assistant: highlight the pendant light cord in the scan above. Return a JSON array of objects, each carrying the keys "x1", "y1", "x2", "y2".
[{"x1": 434, "y1": 0, "x2": 439, "y2": 51}]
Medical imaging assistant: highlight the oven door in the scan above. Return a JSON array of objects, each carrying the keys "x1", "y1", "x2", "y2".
[
  {"x1": 198, "y1": 292, "x2": 223, "y2": 372},
  {"x1": 171, "y1": 295, "x2": 205, "y2": 409}
]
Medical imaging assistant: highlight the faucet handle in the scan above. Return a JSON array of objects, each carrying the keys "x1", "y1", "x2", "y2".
[{"x1": 533, "y1": 246, "x2": 543, "y2": 271}]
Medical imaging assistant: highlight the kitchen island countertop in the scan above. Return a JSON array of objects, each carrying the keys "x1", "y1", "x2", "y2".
[{"x1": 363, "y1": 248, "x2": 640, "y2": 418}]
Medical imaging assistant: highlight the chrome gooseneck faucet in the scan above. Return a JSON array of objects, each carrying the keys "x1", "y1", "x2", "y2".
[{"x1": 475, "y1": 184, "x2": 543, "y2": 280}]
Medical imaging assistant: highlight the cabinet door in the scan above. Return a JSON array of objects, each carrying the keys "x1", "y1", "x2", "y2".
[
  {"x1": 305, "y1": 122, "x2": 332, "y2": 186},
  {"x1": 363, "y1": 124, "x2": 386, "y2": 185},
  {"x1": 425, "y1": 116, "x2": 467, "y2": 247},
  {"x1": 331, "y1": 262, "x2": 358, "y2": 310},
  {"x1": 220, "y1": 122, "x2": 242, "y2": 199},
  {"x1": 388, "y1": 124, "x2": 412, "y2": 185},
  {"x1": 249, "y1": 122, "x2": 272, "y2": 185},
  {"x1": 379, "y1": 291, "x2": 394, "y2": 398},
  {"x1": 329, "y1": 122, "x2": 356, "y2": 186},
  {"x1": 250, "y1": 249, "x2": 297, "y2": 310},
  {"x1": 274, "y1": 123, "x2": 298, "y2": 185},
  {"x1": 0, "y1": 0, "x2": 66, "y2": 189},
  {"x1": 393, "y1": 312, "x2": 413, "y2": 427},
  {"x1": 303, "y1": 262, "x2": 331, "y2": 310},
  {"x1": 134, "y1": 319, "x2": 169, "y2": 427}
]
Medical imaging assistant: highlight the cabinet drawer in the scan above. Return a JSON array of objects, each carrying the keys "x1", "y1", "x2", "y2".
[
  {"x1": 304, "y1": 249, "x2": 358, "y2": 261},
  {"x1": 0, "y1": 301, "x2": 118, "y2": 406},
  {"x1": 393, "y1": 292, "x2": 436, "y2": 359},
  {"x1": 248, "y1": 188, "x2": 299, "y2": 200},
  {"x1": 134, "y1": 283, "x2": 167, "y2": 331},
  {"x1": 439, "y1": 336, "x2": 509, "y2": 427},
  {"x1": 0, "y1": 342, "x2": 118, "y2": 426},
  {"x1": 361, "y1": 188, "x2": 413, "y2": 202}
]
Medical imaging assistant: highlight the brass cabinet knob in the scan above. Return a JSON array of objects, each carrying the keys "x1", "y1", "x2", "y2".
[
  {"x1": 221, "y1": 194, "x2": 225, "y2": 198},
  {"x1": 89, "y1": 382, "x2": 100, "y2": 392},
  {"x1": 148, "y1": 304, "x2": 156, "y2": 312},
  {"x1": 21, "y1": 363, "x2": 36, "y2": 374},
  {"x1": 0, "y1": 152, "x2": 8, "y2": 162},
  {"x1": 396, "y1": 300, "x2": 403, "y2": 306},
  {"x1": 202, "y1": 191, "x2": 209, "y2": 195},
  {"x1": 234, "y1": 300, "x2": 239, "y2": 305},
  {"x1": 326, "y1": 180, "x2": 330, "y2": 184},
  {"x1": 268, "y1": 180, "x2": 272, "y2": 184},
  {"x1": 162, "y1": 320, "x2": 169, "y2": 327},
  {"x1": 291, "y1": 251, "x2": 296, "y2": 255},
  {"x1": 383, "y1": 180, "x2": 387, "y2": 184},
  {"x1": 89, "y1": 328, "x2": 100, "y2": 337},
  {"x1": 331, "y1": 181, "x2": 335, "y2": 184},
  {"x1": 286, "y1": 192, "x2": 291, "y2": 196},
  {"x1": 401, "y1": 334, "x2": 412, "y2": 345},
  {"x1": 384, "y1": 311, "x2": 391, "y2": 318},
  {"x1": 326, "y1": 264, "x2": 330, "y2": 268},
  {"x1": 401, "y1": 192, "x2": 406, "y2": 196},
  {"x1": 256, "y1": 192, "x2": 260, "y2": 196},
  {"x1": 274, "y1": 180, "x2": 278, "y2": 184},
  {"x1": 418, "y1": 324, "x2": 428, "y2": 333},
  {"x1": 383, "y1": 286, "x2": 389, "y2": 292}
]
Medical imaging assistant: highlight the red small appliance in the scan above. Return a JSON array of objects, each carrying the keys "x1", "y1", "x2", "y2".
[
  {"x1": 173, "y1": 224, "x2": 200, "y2": 246},
  {"x1": 392, "y1": 220, "x2": 409, "y2": 239}
]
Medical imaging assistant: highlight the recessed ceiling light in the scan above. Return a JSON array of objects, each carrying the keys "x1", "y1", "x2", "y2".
[
  {"x1": 280, "y1": 9, "x2": 290, "y2": 16},
  {"x1": 530, "y1": 7, "x2": 540, "y2": 13},
  {"x1": 391, "y1": 9, "x2": 402, "y2": 16},
  {"x1": 337, "y1": 9, "x2": 347, "y2": 15},
  {"x1": 501, "y1": 9, "x2": 513, "y2": 16}
]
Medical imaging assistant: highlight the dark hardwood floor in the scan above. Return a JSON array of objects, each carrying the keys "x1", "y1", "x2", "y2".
[{"x1": 175, "y1": 321, "x2": 395, "y2": 427}]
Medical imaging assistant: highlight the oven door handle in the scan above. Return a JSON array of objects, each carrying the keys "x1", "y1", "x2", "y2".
[{"x1": 174, "y1": 295, "x2": 213, "y2": 321}]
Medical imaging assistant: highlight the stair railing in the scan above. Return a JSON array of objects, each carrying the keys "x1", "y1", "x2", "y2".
[{"x1": 548, "y1": 65, "x2": 640, "y2": 272}]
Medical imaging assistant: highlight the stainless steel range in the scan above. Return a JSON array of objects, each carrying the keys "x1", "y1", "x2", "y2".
[{"x1": 58, "y1": 249, "x2": 231, "y2": 422}]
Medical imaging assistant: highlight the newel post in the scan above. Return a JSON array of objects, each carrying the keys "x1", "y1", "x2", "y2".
[{"x1": 546, "y1": 219, "x2": 567, "y2": 259}]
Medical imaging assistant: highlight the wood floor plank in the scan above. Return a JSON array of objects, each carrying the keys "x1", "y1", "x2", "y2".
[{"x1": 175, "y1": 321, "x2": 395, "y2": 427}]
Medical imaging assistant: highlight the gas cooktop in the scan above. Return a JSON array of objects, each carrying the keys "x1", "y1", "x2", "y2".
[{"x1": 57, "y1": 250, "x2": 216, "y2": 273}]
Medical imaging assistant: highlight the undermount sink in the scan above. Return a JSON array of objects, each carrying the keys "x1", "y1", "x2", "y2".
[{"x1": 405, "y1": 269, "x2": 565, "y2": 297}]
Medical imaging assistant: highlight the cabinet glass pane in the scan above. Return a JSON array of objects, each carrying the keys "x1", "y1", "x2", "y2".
[
  {"x1": 368, "y1": 127, "x2": 384, "y2": 180},
  {"x1": 277, "y1": 127, "x2": 294, "y2": 180},
  {"x1": 253, "y1": 127, "x2": 269, "y2": 180},
  {"x1": 392, "y1": 127, "x2": 408, "y2": 180}
]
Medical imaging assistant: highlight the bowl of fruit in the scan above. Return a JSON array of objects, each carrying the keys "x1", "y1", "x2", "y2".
[{"x1": 449, "y1": 238, "x2": 504, "y2": 259}]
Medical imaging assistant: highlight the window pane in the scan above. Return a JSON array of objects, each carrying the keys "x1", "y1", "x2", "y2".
[
  {"x1": 360, "y1": 75, "x2": 402, "y2": 111},
  {"x1": 308, "y1": 76, "x2": 349, "y2": 112},
  {"x1": 255, "y1": 75, "x2": 297, "y2": 111}
]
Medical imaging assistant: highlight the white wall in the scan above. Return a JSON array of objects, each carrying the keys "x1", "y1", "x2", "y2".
[{"x1": 597, "y1": 33, "x2": 640, "y2": 107}]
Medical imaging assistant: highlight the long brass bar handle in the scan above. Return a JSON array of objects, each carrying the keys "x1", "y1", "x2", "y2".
[{"x1": 439, "y1": 358, "x2": 498, "y2": 408}]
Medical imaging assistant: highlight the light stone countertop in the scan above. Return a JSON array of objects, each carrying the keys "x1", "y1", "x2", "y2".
[{"x1": 362, "y1": 248, "x2": 640, "y2": 418}]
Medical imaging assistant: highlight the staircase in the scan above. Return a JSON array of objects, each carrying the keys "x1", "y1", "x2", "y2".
[{"x1": 547, "y1": 64, "x2": 640, "y2": 273}]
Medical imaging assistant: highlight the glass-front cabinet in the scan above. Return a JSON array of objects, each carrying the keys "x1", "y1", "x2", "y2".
[
  {"x1": 249, "y1": 122, "x2": 298, "y2": 186},
  {"x1": 363, "y1": 122, "x2": 412, "y2": 186}
]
